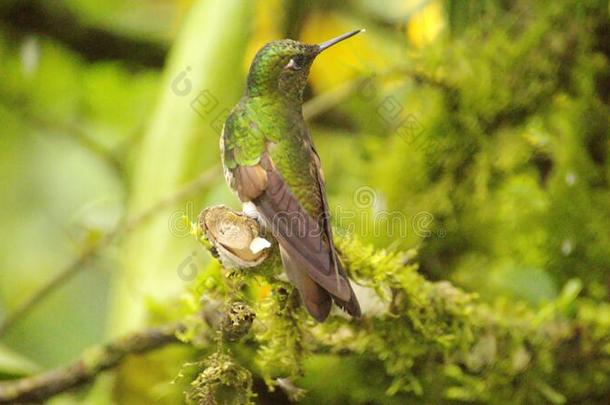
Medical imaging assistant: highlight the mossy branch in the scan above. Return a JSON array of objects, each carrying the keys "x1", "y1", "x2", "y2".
[
  {"x1": 0, "y1": 323, "x2": 185, "y2": 404},
  {"x1": 192, "y1": 205, "x2": 610, "y2": 404},
  {"x1": 3, "y1": 205, "x2": 607, "y2": 404}
]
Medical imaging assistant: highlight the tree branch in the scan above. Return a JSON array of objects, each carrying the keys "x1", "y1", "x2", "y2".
[
  {"x1": 0, "y1": 323, "x2": 185, "y2": 404},
  {"x1": 302, "y1": 66, "x2": 453, "y2": 121},
  {"x1": 193, "y1": 205, "x2": 610, "y2": 404},
  {"x1": 3, "y1": 205, "x2": 608, "y2": 404}
]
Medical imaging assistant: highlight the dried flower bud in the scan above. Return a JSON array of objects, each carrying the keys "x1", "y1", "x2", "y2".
[{"x1": 199, "y1": 205, "x2": 270, "y2": 268}]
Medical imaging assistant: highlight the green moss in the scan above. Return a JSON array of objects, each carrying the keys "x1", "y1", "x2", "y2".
[
  {"x1": 187, "y1": 353, "x2": 254, "y2": 405},
  {"x1": 255, "y1": 285, "x2": 309, "y2": 388},
  {"x1": 186, "y1": 210, "x2": 609, "y2": 404}
]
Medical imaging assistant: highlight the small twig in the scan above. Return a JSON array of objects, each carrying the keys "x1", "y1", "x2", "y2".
[
  {"x1": 39, "y1": 117, "x2": 126, "y2": 179},
  {"x1": 120, "y1": 165, "x2": 220, "y2": 233},
  {"x1": 302, "y1": 65, "x2": 452, "y2": 121},
  {"x1": 0, "y1": 166, "x2": 220, "y2": 337},
  {"x1": 0, "y1": 322, "x2": 185, "y2": 404},
  {"x1": 303, "y1": 78, "x2": 365, "y2": 120},
  {"x1": 1, "y1": 96, "x2": 127, "y2": 181}
]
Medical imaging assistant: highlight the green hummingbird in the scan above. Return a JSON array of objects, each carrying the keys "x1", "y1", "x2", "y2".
[{"x1": 220, "y1": 29, "x2": 364, "y2": 322}]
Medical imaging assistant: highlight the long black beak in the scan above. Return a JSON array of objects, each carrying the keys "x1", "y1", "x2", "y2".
[{"x1": 317, "y1": 29, "x2": 365, "y2": 53}]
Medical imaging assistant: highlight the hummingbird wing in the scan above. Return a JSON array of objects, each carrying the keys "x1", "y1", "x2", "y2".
[
  {"x1": 309, "y1": 146, "x2": 361, "y2": 317},
  {"x1": 230, "y1": 152, "x2": 351, "y2": 303},
  {"x1": 279, "y1": 245, "x2": 332, "y2": 322}
]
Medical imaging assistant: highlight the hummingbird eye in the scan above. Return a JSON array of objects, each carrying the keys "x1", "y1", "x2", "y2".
[{"x1": 285, "y1": 54, "x2": 307, "y2": 70}]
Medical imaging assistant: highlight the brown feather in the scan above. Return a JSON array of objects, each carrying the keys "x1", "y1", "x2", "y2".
[
  {"x1": 309, "y1": 146, "x2": 361, "y2": 317},
  {"x1": 254, "y1": 167, "x2": 352, "y2": 301},
  {"x1": 280, "y1": 247, "x2": 331, "y2": 322},
  {"x1": 230, "y1": 152, "x2": 359, "y2": 318},
  {"x1": 234, "y1": 164, "x2": 268, "y2": 201}
]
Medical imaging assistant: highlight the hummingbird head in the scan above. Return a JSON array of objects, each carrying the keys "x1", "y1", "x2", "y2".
[{"x1": 246, "y1": 29, "x2": 365, "y2": 103}]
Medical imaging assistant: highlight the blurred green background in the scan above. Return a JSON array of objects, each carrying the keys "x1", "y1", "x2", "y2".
[{"x1": 0, "y1": 0, "x2": 609, "y2": 403}]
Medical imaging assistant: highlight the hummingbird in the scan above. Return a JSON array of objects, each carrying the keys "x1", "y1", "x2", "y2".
[{"x1": 220, "y1": 30, "x2": 364, "y2": 322}]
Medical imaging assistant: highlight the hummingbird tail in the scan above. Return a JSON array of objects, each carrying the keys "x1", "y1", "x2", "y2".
[
  {"x1": 280, "y1": 246, "x2": 332, "y2": 322},
  {"x1": 280, "y1": 245, "x2": 361, "y2": 321},
  {"x1": 331, "y1": 259, "x2": 361, "y2": 318}
]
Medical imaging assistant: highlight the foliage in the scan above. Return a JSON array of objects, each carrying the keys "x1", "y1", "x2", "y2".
[
  {"x1": 186, "y1": 227, "x2": 609, "y2": 404},
  {"x1": 0, "y1": 0, "x2": 609, "y2": 404}
]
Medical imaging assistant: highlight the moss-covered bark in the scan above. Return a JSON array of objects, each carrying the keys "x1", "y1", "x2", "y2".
[{"x1": 184, "y1": 206, "x2": 610, "y2": 405}]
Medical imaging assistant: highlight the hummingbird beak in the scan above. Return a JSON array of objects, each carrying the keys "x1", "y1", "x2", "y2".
[{"x1": 316, "y1": 29, "x2": 365, "y2": 53}]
